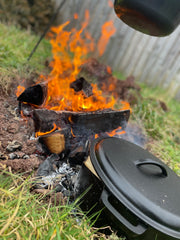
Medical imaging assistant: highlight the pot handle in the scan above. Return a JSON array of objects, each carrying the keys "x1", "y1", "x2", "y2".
[
  {"x1": 101, "y1": 189, "x2": 147, "y2": 235},
  {"x1": 135, "y1": 159, "x2": 168, "y2": 177}
]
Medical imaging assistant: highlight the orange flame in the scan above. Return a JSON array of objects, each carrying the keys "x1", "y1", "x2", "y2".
[
  {"x1": 37, "y1": 10, "x2": 123, "y2": 112},
  {"x1": 16, "y1": 86, "x2": 25, "y2": 97},
  {"x1": 97, "y1": 20, "x2": 116, "y2": 56},
  {"x1": 107, "y1": 65, "x2": 112, "y2": 74},
  {"x1": 108, "y1": 0, "x2": 114, "y2": 8},
  {"x1": 35, "y1": 123, "x2": 57, "y2": 138},
  {"x1": 71, "y1": 128, "x2": 76, "y2": 137},
  {"x1": 106, "y1": 126, "x2": 126, "y2": 137},
  {"x1": 95, "y1": 134, "x2": 99, "y2": 139},
  {"x1": 17, "y1": 10, "x2": 131, "y2": 138},
  {"x1": 74, "y1": 13, "x2": 79, "y2": 20}
]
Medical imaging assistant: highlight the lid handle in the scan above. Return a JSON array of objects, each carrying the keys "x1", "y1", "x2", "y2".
[
  {"x1": 136, "y1": 159, "x2": 168, "y2": 177},
  {"x1": 101, "y1": 189, "x2": 147, "y2": 235}
]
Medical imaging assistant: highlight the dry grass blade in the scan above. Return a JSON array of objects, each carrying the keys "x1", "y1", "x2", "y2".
[{"x1": 0, "y1": 186, "x2": 23, "y2": 235}]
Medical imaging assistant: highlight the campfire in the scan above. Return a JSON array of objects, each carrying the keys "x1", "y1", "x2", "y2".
[{"x1": 16, "y1": 11, "x2": 131, "y2": 197}]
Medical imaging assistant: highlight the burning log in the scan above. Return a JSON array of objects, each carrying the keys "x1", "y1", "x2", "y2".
[
  {"x1": 33, "y1": 108, "x2": 130, "y2": 134},
  {"x1": 32, "y1": 108, "x2": 130, "y2": 159},
  {"x1": 17, "y1": 82, "x2": 130, "y2": 159},
  {"x1": 17, "y1": 84, "x2": 46, "y2": 106},
  {"x1": 40, "y1": 131, "x2": 65, "y2": 154},
  {"x1": 17, "y1": 77, "x2": 93, "y2": 107},
  {"x1": 70, "y1": 77, "x2": 93, "y2": 97}
]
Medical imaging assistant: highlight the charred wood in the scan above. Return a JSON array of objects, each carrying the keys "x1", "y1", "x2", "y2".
[
  {"x1": 33, "y1": 108, "x2": 130, "y2": 159},
  {"x1": 70, "y1": 77, "x2": 93, "y2": 97},
  {"x1": 33, "y1": 108, "x2": 130, "y2": 134},
  {"x1": 39, "y1": 131, "x2": 65, "y2": 155},
  {"x1": 17, "y1": 84, "x2": 47, "y2": 106}
]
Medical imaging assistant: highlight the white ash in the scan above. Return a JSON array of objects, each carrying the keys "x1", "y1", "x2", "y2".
[
  {"x1": 40, "y1": 163, "x2": 77, "y2": 186},
  {"x1": 30, "y1": 135, "x2": 36, "y2": 141},
  {"x1": 36, "y1": 156, "x2": 81, "y2": 199},
  {"x1": 58, "y1": 162, "x2": 75, "y2": 175},
  {"x1": 40, "y1": 172, "x2": 58, "y2": 186}
]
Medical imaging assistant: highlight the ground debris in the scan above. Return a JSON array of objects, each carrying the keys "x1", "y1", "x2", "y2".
[
  {"x1": 6, "y1": 140, "x2": 22, "y2": 152},
  {"x1": 1, "y1": 156, "x2": 42, "y2": 172},
  {"x1": 0, "y1": 152, "x2": 8, "y2": 160},
  {"x1": 0, "y1": 95, "x2": 44, "y2": 172}
]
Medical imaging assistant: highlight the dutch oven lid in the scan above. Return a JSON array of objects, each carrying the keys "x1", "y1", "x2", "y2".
[{"x1": 90, "y1": 137, "x2": 180, "y2": 238}]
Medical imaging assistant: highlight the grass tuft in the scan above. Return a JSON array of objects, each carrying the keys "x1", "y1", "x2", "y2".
[
  {"x1": 0, "y1": 23, "x2": 51, "y2": 93},
  {"x1": 131, "y1": 83, "x2": 180, "y2": 174},
  {"x1": 0, "y1": 170, "x2": 111, "y2": 240}
]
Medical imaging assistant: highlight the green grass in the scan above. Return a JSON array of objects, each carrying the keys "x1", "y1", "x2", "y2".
[
  {"x1": 0, "y1": 170, "x2": 111, "y2": 240},
  {"x1": 0, "y1": 22, "x2": 51, "y2": 92},
  {"x1": 130, "y1": 83, "x2": 180, "y2": 174},
  {"x1": 0, "y1": 23, "x2": 51, "y2": 70}
]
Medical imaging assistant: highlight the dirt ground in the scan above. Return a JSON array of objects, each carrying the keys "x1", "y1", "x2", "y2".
[{"x1": 0, "y1": 89, "x2": 44, "y2": 173}]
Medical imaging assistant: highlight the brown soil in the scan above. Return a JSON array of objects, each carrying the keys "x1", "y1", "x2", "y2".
[{"x1": 0, "y1": 89, "x2": 44, "y2": 173}]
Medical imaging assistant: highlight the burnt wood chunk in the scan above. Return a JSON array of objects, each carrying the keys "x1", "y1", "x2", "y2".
[
  {"x1": 70, "y1": 109, "x2": 130, "y2": 134},
  {"x1": 33, "y1": 108, "x2": 130, "y2": 159},
  {"x1": 40, "y1": 132, "x2": 65, "y2": 154},
  {"x1": 70, "y1": 77, "x2": 93, "y2": 97},
  {"x1": 17, "y1": 84, "x2": 46, "y2": 105},
  {"x1": 33, "y1": 109, "x2": 66, "y2": 133},
  {"x1": 33, "y1": 108, "x2": 130, "y2": 134}
]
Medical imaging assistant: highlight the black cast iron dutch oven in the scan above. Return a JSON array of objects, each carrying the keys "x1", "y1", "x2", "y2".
[
  {"x1": 75, "y1": 137, "x2": 180, "y2": 240},
  {"x1": 114, "y1": 0, "x2": 180, "y2": 36}
]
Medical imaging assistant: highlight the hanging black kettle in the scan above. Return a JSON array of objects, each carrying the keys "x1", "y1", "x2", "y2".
[{"x1": 114, "y1": 0, "x2": 180, "y2": 36}]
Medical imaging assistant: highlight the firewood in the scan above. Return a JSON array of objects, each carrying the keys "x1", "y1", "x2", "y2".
[
  {"x1": 70, "y1": 77, "x2": 93, "y2": 97},
  {"x1": 17, "y1": 84, "x2": 47, "y2": 106},
  {"x1": 32, "y1": 108, "x2": 129, "y2": 158},
  {"x1": 33, "y1": 108, "x2": 130, "y2": 134},
  {"x1": 40, "y1": 131, "x2": 65, "y2": 154}
]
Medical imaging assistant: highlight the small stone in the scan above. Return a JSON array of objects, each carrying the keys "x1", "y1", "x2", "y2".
[
  {"x1": 23, "y1": 155, "x2": 30, "y2": 159},
  {"x1": 6, "y1": 140, "x2": 22, "y2": 152},
  {"x1": 0, "y1": 152, "x2": 7, "y2": 160},
  {"x1": 55, "y1": 184, "x2": 63, "y2": 192},
  {"x1": 7, "y1": 122, "x2": 19, "y2": 134},
  {"x1": 15, "y1": 151, "x2": 25, "y2": 158},
  {"x1": 9, "y1": 153, "x2": 18, "y2": 160},
  {"x1": 4, "y1": 102, "x2": 9, "y2": 108}
]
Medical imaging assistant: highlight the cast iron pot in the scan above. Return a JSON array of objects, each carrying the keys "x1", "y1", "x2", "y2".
[
  {"x1": 75, "y1": 137, "x2": 180, "y2": 240},
  {"x1": 114, "y1": 0, "x2": 180, "y2": 36}
]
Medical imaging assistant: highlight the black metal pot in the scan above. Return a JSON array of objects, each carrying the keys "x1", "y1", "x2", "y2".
[
  {"x1": 114, "y1": 0, "x2": 180, "y2": 36},
  {"x1": 75, "y1": 137, "x2": 180, "y2": 240}
]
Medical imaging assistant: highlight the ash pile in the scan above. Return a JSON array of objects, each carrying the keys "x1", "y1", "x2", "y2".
[{"x1": 34, "y1": 153, "x2": 82, "y2": 202}]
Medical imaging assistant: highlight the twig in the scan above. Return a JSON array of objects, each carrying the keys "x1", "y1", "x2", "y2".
[{"x1": 27, "y1": 0, "x2": 65, "y2": 61}]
